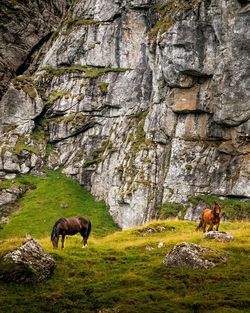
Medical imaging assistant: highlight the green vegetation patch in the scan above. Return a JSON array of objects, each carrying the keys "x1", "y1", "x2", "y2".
[
  {"x1": 44, "y1": 90, "x2": 69, "y2": 107},
  {"x1": 13, "y1": 136, "x2": 40, "y2": 155},
  {"x1": 41, "y1": 65, "x2": 130, "y2": 79},
  {"x1": 12, "y1": 75, "x2": 37, "y2": 99},
  {"x1": 0, "y1": 237, "x2": 29, "y2": 258},
  {"x1": 47, "y1": 112, "x2": 87, "y2": 126},
  {"x1": 63, "y1": 18, "x2": 101, "y2": 28},
  {"x1": 0, "y1": 175, "x2": 37, "y2": 192},
  {"x1": 128, "y1": 111, "x2": 150, "y2": 154},
  {"x1": 148, "y1": 0, "x2": 203, "y2": 41},
  {"x1": 156, "y1": 202, "x2": 186, "y2": 220},
  {"x1": 97, "y1": 82, "x2": 109, "y2": 95},
  {"x1": 0, "y1": 220, "x2": 250, "y2": 312},
  {"x1": 189, "y1": 194, "x2": 250, "y2": 221},
  {"x1": 83, "y1": 139, "x2": 115, "y2": 168}
]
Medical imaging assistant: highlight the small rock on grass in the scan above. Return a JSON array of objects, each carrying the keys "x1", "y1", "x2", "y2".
[{"x1": 163, "y1": 242, "x2": 227, "y2": 269}]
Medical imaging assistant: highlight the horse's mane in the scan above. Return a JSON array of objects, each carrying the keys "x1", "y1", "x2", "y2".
[{"x1": 55, "y1": 217, "x2": 67, "y2": 226}]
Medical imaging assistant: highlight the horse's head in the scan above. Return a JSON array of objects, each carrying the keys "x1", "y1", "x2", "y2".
[
  {"x1": 51, "y1": 237, "x2": 59, "y2": 249},
  {"x1": 51, "y1": 221, "x2": 60, "y2": 249},
  {"x1": 214, "y1": 202, "x2": 222, "y2": 215}
]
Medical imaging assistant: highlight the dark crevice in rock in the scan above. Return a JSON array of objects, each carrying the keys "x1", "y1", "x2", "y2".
[
  {"x1": 238, "y1": 0, "x2": 250, "y2": 6},
  {"x1": 49, "y1": 120, "x2": 98, "y2": 143},
  {"x1": 106, "y1": 12, "x2": 122, "y2": 22},
  {"x1": 181, "y1": 70, "x2": 213, "y2": 79},
  {"x1": 16, "y1": 32, "x2": 53, "y2": 76}
]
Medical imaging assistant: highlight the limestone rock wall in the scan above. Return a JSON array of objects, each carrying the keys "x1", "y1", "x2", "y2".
[{"x1": 0, "y1": 0, "x2": 249, "y2": 228}]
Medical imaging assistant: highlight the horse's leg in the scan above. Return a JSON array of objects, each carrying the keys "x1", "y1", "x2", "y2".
[
  {"x1": 216, "y1": 221, "x2": 220, "y2": 231},
  {"x1": 203, "y1": 222, "x2": 207, "y2": 233},
  {"x1": 61, "y1": 235, "x2": 65, "y2": 249},
  {"x1": 207, "y1": 224, "x2": 213, "y2": 232},
  {"x1": 80, "y1": 231, "x2": 87, "y2": 248}
]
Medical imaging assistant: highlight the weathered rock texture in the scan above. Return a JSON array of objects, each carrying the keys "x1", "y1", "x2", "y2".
[
  {"x1": 0, "y1": 0, "x2": 249, "y2": 228},
  {"x1": 0, "y1": 184, "x2": 26, "y2": 207},
  {"x1": 204, "y1": 231, "x2": 234, "y2": 242},
  {"x1": 0, "y1": 239, "x2": 56, "y2": 283},
  {"x1": 163, "y1": 242, "x2": 227, "y2": 269},
  {"x1": 0, "y1": 0, "x2": 73, "y2": 98}
]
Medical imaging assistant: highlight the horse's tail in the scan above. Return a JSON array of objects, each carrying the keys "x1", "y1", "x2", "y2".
[
  {"x1": 195, "y1": 219, "x2": 203, "y2": 231},
  {"x1": 86, "y1": 219, "x2": 92, "y2": 240},
  {"x1": 196, "y1": 211, "x2": 204, "y2": 231}
]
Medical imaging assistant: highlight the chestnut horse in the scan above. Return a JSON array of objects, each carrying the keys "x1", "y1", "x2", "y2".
[
  {"x1": 51, "y1": 216, "x2": 91, "y2": 249},
  {"x1": 196, "y1": 202, "x2": 222, "y2": 233}
]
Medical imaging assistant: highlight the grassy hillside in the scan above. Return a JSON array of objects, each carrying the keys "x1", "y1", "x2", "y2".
[
  {"x1": 0, "y1": 170, "x2": 118, "y2": 239},
  {"x1": 0, "y1": 171, "x2": 250, "y2": 313}
]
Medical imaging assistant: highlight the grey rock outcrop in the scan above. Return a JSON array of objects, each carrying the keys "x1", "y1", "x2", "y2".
[
  {"x1": 163, "y1": 242, "x2": 227, "y2": 269},
  {"x1": 0, "y1": 0, "x2": 249, "y2": 228},
  {"x1": 204, "y1": 231, "x2": 234, "y2": 242},
  {"x1": 0, "y1": 0, "x2": 73, "y2": 99},
  {"x1": 0, "y1": 239, "x2": 56, "y2": 283},
  {"x1": 0, "y1": 184, "x2": 26, "y2": 207}
]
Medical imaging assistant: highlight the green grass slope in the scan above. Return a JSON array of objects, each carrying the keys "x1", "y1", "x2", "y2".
[
  {"x1": 0, "y1": 170, "x2": 118, "y2": 239},
  {"x1": 0, "y1": 171, "x2": 250, "y2": 313}
]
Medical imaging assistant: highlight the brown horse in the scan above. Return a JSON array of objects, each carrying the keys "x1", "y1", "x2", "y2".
[
  {"x1": 51, "y1": 216, "x2": 91, "y2": 249},
  {"x1": 196, "y1": 202, "x2": 222, "y2": 233}
]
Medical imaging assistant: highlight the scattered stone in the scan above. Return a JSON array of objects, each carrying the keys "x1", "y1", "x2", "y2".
[
  {"x1": 163, "y1": 242, "x2": 227, "y2": 269},
  {"x1": 157, "y1": 242, "x2": 164, "y2": 248},
  {"x1": 60, "y1": 203, "x2": 69, "y2": 209},
  {"x1": 136, "y1": 225, "x2": 175, "y2": 236},
  {"x1": 0, "y1": 239, "x2": 56, "y2": 283},
  {"x1": 0, "y1": 184, "x2": 26, "y2": 207},
  {"x1": 0, "y1": 217, "x2": 9, "y2": 224},
  {"x1": 204, "y1": 231, "x2": 234, "y2": 242},
  {"x1": 145, "y1": 246, "x2": 154, "y2": 251}
]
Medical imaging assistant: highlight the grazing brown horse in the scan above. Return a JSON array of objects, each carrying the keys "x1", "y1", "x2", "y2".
[
  {"x1": 196, "y1": 202, "x2": 222, "y2": 233},
  {"x1": 51, "y1": 216, "x2": 91, "y2": 249}
]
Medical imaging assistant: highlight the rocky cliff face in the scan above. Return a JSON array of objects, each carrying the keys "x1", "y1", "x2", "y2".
[
  {"x1": 0, "y1": 0, "x2": 249, "y2": 228},
  {"x1": 0, "y1": 0, "x2": 73, "y2": 98}
]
